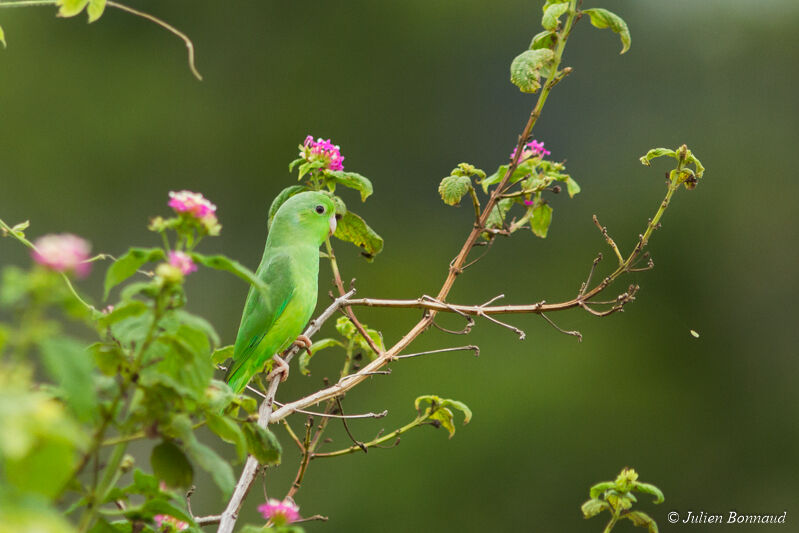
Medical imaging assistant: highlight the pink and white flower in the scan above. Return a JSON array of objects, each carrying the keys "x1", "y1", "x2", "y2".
[
  {"x1": 153, "y1": 514, "x2": 189, "y2": 531},
  {"x1": 31, "y1": 233, "x2": 92, "y2": 278},
  {"x1": 168, "y1": 190, "x2": 217, "y2": 219},
  {"x1": 168, "y1": 251, "x2": 197, "y2": 275},
  {"x1": 300, "y1": 135, "x2": 345, "y2": 171},
  {"x1": 510, "y1": 139, "x2": 551, "y2": 161},
  {"x1": 258, "y1": 498, "x2": 300, "y2": 526}
]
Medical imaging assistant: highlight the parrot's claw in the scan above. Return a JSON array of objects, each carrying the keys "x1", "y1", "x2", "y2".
[
  {"x1": 295, "y1": 334, "x2": 313, "y2": 351},
  {"x1": 267, "y1": 354, "x2": 290, "y2": 383}
]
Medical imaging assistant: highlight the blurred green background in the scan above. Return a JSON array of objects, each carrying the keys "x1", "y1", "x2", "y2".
[{"x1": 1, "y1": 0, "x2": 798, "y2": 531}]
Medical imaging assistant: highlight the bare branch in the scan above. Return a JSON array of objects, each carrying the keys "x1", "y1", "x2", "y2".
[
  {"x1": 394, "y1": 345, "x2": 480, "y2": 360},
  {"x1": 272, "y1": 401, "x2": 387, "y2": 420},
  {"x1": 540, "y1": 313, "x2": 582, "y2": 342}
]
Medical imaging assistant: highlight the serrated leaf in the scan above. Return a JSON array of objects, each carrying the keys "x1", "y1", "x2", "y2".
[
  {"x1": 243, "y1": 422, "x2": 282, "y2": 466},
  {"x1": 57, "y1": 0, "x2": 90, "y2": 18},
  {"x1": 171, "y1": 415, "x2": 235, "y2": 497},
  {"x1": 583, "y1": 8, "x2": 631, "y2": 54},
  {"x1": 151, "y1": 440, "x2": 194, "y2": 489},
  {"x1": 87, "y1": 0, "x2": 106, "y2": 22},
  {"x1": 207, "y1": 413, "x2": 248, "y2": 462},
  {"x1": 438, "y1": 175, "x2": 473, "y2": 206},
  {"x1": 190, "y1": 253, "x2": 269, "y2": 295},
  {"x1": 104, "y1": 247, "x2": 164, "y2": 299},
  {"x1": 530, "y1": 202, "x2": 553, "y2": 238},
  {"x1": 633, "y1": 482, "x2": 665, "y2": 504},
  {"x1": 324, "y1": 170, "x2": 374, "y2": 202},
  {"x1": 268, "y1": 185, "x2": 307, "y2": 228},
  {"x1": 542, "y1": 2, "x2": 569, "y2": 30},
  {"x1": 510, "y1": 49, "x2": 555, "y2": 93},
  {"x1": 625, "y1": 511, "x2": 658, "y2": 533},
  {"x1": 333, "y1": 211, "x2": 383, "y2": 259},
  {"x1": 581, "y1": 498, "x2": 610, "y2": 518},
  {"x1": 299, "y1": 338, "x2": 344, "y2": 376},
  {"x1": 38, "y1": 336, "x2": 97, "y2": 422},
  {"x1": 639, "y1": 147, "x2": 676, "y2": 166}
]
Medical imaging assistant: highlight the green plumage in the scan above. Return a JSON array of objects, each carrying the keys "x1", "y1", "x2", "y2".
[{"x1": 226, "y1": 191, "x2": 336, "y2": 394}]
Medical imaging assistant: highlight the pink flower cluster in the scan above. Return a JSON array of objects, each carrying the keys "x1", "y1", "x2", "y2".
[
  {"x1": 510, "y1": 139, "x2": 551, "y2": 161},
  {"x1": 258, "y1": 498, "x2": 300, "y2": 525},
  {"x1": 153, "y1": 514, "x2": 189, "y2": 531},
  {"x1": 31, "y1": 233, "x2": 92, "y2": 278},
  {"x1": 301, "y1": 135, "x2": 344, "y2": 171},
  {"x1": 167, "y1": 190, "x2": 221, "y2": 235},
  {"x1": 168, "y1": 190, "x2": 216, "y2": 218},
  {"x1": 168, "y1": 251, "x2": 197, "y2": 275}
]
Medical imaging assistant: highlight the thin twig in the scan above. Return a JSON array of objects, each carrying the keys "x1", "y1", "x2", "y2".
[
  {"x1": 540, "y1": 313, "x2": 582, "y2": 342},
  {"x1": 336, "y1": 397, "x2": 367, "y2": 453},
  {"x1": 395, "y1": 345, "x2": 480, "y2": 360},
  {"x1": 106, "y1": 1, "x2": 203, "y2": 81},
  {"x1": 272, "y1": 401, "x2": 387, "y2": 419}
]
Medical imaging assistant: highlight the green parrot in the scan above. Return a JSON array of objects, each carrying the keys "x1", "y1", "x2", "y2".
[{"x1": 226, "y1": 191, "x2": 337, "y2": 394}]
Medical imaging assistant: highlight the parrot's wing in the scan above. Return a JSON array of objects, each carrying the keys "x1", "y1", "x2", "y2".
[{"x1": 227, "y1": 252, "x2": 295, "y2": 382}]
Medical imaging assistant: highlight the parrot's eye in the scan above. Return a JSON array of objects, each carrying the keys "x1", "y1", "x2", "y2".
[{"x1": 314, "y1": 205, "x2": 325, "y2": 214}]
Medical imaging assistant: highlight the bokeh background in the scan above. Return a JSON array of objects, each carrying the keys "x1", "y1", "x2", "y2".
[{"x1": 1, "y1": 0, "x2": 798, "y2": 531}]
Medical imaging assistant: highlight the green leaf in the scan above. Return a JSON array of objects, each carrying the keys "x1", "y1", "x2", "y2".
[
  {"x1": 530, "y1": 30, "x2": 556, "y2": 50},
  {"x1": 564, "y1": 176, "x2": 581, "y2": 197},
  {"x1": 138, "y1": 499, "x2": 195, "y2": 525},
  {"x1": 334, "y1": 316, "x2": 383, "y2": 359},
  {"x1": 171, "y1": 415, "x2": 235, "y2": 497},
  {"x1": 297, "y1": 159, "x2": 326, "y2": 181},
  {"x1": 104, "y1": 247, "x2": 164, "y2": 299},
  {"x1": 175, "y1": 310, "x2": 220, "y2": 348},
  {"x1": 530, "y1": 202, "x2": 553, "y2": 238},
  {"x1": 299, "y1": 338, "x2": 344, "y2": 376},
  {"x1": 211, "y1": 345, "x2": 234, "y2": 365},
  {"x1": 86, "y1": 0, "x2": 106, "y2": 22},
  {"x1": 583, "y1": 8, "x2": 631, "y2": 54},
  {"x1": 414, "y1": 395, "x2": 472, "y2": 438},
  {"x1": 633, "y1": 482, "x2": 665, "y2": 504},
  {"x1": 326, "y1": 193, "x2": 347, "y2": 218},
  {"x1": 57, "y1": 0, "x2": 90, "y2": 17},
  {"x1": 268, "y1": 185, "x2": 307, "y2": 228},
  {"x1": 333, "y1": 211, "x2": 383, "y2": 259},
  {"x1": 151, "y1": 440, "x2": 194, "y2": 489},
  {"x1": 625, "y1": 510, "x2": 658, "y2": 533},
  {"x1": 38, "y1": 337, "x2": 98, "y2": 422},
  {"x1": 581, "y1": 498, "x2": 610, "y2": 518},
  {"x1": 243, "y1": 422, "x2": 282, "y2": 466},
  {"x1": 542, "y1": 2, "x2": 569, "y2": 30},
  {"x1": 288, "y1": 157, "x2": 304, "y2": 172},
  {"x1": 0, "y1": 25, "x2": 6, "y2": 49},
  {"x1": 5, "y1": 439, "x2": 76, "y2": 499},
  {"x1": 190, "y1": 253, "x2": 269, "y2": 295},
  {"x1": 510, "y1": 49, "x2": 555, "y2": 93},
  {"x1": 324, "y1": 170, "x2": 374, "y2": 202},
  {"x1": 589, "y1": 481, "x2": 615, "y2": 499},
  {"x1": 207, "y1": 413, "x2": 248, "y2": 461},
  {"x1": 638, "y1": 147, "x2": 676, "y2": 166},
  {"x1": 484, "y1": 198, "x2": 513, "y2": 234},
  {"x1": 438, "y1": 175, "x2": 473, "y2": 206}
]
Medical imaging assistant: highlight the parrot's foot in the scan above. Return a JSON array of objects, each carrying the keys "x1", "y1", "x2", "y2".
[
  {"x1": 267, "y1": 354, "x2": 290, "y2": 383},
  {"x1": 294, "y1": 334, "x2": 313, "y2": 352}
]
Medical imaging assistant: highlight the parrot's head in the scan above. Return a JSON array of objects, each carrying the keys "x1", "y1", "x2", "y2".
[{"x1": 270, "y1": 191, "x2": 337, "y2": 246}]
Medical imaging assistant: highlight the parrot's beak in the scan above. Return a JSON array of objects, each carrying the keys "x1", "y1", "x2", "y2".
[{"x1": 329, "y1": 215, "x2": 337, "y2": 236}]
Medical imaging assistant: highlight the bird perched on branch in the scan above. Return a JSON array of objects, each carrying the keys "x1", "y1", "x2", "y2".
[{"x1": 226, "y1": 191, "x2": 337, "y2": 394}]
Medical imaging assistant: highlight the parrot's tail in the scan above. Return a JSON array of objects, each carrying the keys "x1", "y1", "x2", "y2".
[{"x1": 224, "y1": 362, "x2": 251, "y2": 395}]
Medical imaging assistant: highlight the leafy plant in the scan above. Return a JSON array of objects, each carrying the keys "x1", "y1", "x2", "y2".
[{"x1": 0, "y1": 1, "x2": 705, "y2": 532}]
